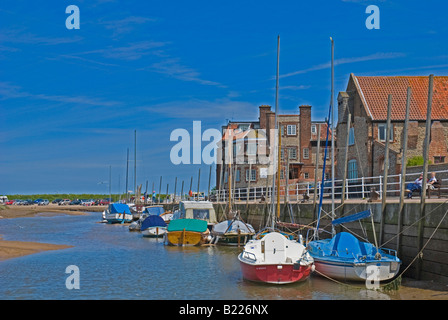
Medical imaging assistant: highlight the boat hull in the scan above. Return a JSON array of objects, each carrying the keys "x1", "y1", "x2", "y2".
[
  {"x1": 214, "y1": 233, "x2": 253, "y2": 246},
  {"x1": 238, "y1": 257, "x2": 312, "y2": 284},
  {"x1": 105, "y1": 213, "x2": 133, "y2": 224},
  {"x1": 313, "y1": 258, "x2": 401, "y2": 282},
  {"x1": 142, "y1": 227, "x2": 167, "y2": 238},
  {"x1": 166, "y1": 230, "x2": 206, "y2": 246}
]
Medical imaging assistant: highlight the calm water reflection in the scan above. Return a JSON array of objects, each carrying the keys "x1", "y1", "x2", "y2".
[{"x1": 0, "y1": 213, "x2": 402, "y2": 300}]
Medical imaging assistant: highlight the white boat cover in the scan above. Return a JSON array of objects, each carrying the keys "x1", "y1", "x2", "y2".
[{"x1": 213, "y1": 219, "x2": 255, "y2": 235}]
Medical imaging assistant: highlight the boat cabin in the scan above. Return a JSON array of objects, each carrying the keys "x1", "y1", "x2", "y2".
[{"x1": 173, "y1": 201, "x2": 218, "y2": 224}]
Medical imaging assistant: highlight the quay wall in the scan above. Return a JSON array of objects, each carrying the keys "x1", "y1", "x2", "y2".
[{"x1": 209, "y1": 201, "x2": 448, "y2": 283}]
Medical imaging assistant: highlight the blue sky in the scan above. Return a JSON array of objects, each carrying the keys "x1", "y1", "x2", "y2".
[{"x1": 1, "y1": 0, "x2": 447, "y2": 195}]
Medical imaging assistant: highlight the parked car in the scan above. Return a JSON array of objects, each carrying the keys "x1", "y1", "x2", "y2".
[
  {"x1": 70, "y1": 199, "x2": 81, "y2": 205},
  {"x1": 5, "y1": 200, "x2": 15, "y2": 205},
  {"x1": 100, "y1": 199, "x2": 111, "y2": 205},
  {"x1": 58, "y1": 199, "x2": 71, "y2": 206},
  {"x1": 52, "y1": 199, "x2": 62, "y2": 204},
  {"x1": 22, "y1": 199, "x2": 34, "y2": 206},
  {"x1": 34, "y1": 199, "x2": 43, "y2": 204},
  {"x1": 38, "y1": 199, "x2": 49, "y2": 206}
]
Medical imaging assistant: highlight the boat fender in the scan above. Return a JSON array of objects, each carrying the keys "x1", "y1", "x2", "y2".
[{"x1": 311, "y1": 264, "x2": 315, "y2": 272}]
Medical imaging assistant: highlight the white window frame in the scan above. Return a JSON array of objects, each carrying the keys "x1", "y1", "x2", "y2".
[
  {"x1": 311, "y1": 125, "x2": 317, "y2": 134},
  {"x1": 378, "y1": 123, "x2": 393, "y2": 142},
  {"x1": 245, "y1": 169, "x2": 256, "y2": 182},
  {"x1": 303, "y1": 148, "x2": 309, "y2": 159},
  {"x1": 287, "y1": 125, "x2": 296, "y2": 136},
  {"x1": 288, "y1": 148, "x2": 297, "y2": 160}
]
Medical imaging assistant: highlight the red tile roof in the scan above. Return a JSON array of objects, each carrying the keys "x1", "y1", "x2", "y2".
[{"x1": 353, "y1": 75, "x2": 448, "y2": 121}]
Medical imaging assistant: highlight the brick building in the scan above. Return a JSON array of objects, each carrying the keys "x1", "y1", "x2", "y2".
[
  {"x1": 336, "y1": 74, "x2": 448, "y2": 180},
  {"x1": 216, "y1": 104, "x2": 332, "y2": 197}
]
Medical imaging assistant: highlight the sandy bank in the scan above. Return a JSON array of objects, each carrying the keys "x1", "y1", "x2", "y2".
[
  {"x1": 0, "y1": 236, "x2": 73, "y2": 261},
  {"x1": 0, "y1": 204, "x2": 105, "y2": 219}
]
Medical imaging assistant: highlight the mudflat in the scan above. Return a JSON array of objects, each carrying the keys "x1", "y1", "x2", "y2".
[
  {"x1": 0, "y1": 236, "x2": 73, "y2": 261},
  {"x1": 0, "y1": 204, "x2": 104, "y2": 219}
]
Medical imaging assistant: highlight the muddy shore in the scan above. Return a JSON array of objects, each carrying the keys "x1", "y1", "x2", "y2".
[{"x1": 0, "y1": 204, "x2": 102, "y2": 260}]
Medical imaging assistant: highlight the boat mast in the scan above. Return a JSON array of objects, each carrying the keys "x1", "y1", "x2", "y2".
[
  {"x1": 270, "y1": 35, "x2": 280, "y2": 230},
  {"x1": 330, "y1": 37, "x2": 336, "y2": 236},
  {"x1": 134, "y1": 129, "x2": 137, "y2": 204},
  {"x1": 125, "y1": 148, "x2": 129, "y2": 203}
]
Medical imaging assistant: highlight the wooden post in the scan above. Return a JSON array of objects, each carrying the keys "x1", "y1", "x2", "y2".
[
  {"x1": 173, "y1": 177, "x2": 177, "y2": 205},
  {"x1": 341, "y1": 113, "x2": 352, "y2": 206},
  {"x1": 197, "y1": 168, "x2": 201, "y2": 201},
  {"x1": 208, "y1": 165, "x2": 212, "y2": 201},
  {"x1": 416, "y1": 74, "x2": 434, "y2": 280},
  {"x1": 158, "y1": 176, "x2": 162, "y2": 204},
  {"x1": 397, "y1": 87, "x2": 411, "y2": 255},
  {"x1": 165, "y1": 183, "x2": 169, "y2": 204},
  {"x1": 180, "y1": 180, "x2": 184, "y2": 201},
  {"x1": 379, "y1": 94, "x2": 392, "y2": 246},
  {"x1": 246, "y1": 163, "x2": 252, "y2": 207},
  {"x1": 313, "y1": 123, "x2": 322, "y2": 217}
]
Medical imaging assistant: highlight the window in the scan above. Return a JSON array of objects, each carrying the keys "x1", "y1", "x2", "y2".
[
  {"x1": 287, "y1": 125, "x2": 296, "y2": 135},
  {"x1": 193, "y1": 209, "x2": 210, "y2": 220},
  {"x1": 348, "y1": 127, "x2": 355, "y2": 146},
  {"x1": 348, "y1": 159, "x2": 358, "y2": 180},
  {"x1": 288, "y1": 148, "x2": 297, "y2": 160},
  {"x1": 303, "y1": 148, "x2": 309, "y2": 159},
  {"x1": 304, "y1": 172, "x2": 309, "y2": 179},
  {"x1": 434, "y1": 156, "x2": 446, "y2": 164},
  {"x1": 247, "y1": 142, "x2": 257, "y2": 155},
  {"x1": 311, "y1": 125, "x2": 317, "y2": 134},
  {"x1": 378, "y1": 123, "x2": 393, "y2": 142},
  {"x1": 246, "y1": 169, "x2": 256, "y2": 181},
  {"x1": 239, "y1": 124, "x2": 249, "y2": 131},
  {"x1": 235, "y1": 169, "x2": 241, "y2": 182}
]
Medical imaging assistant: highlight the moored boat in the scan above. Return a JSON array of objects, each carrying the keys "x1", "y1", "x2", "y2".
[
  {"x1": 141, "y1": 215, "x2": 167, "y2": 238},
  {"x1": 104, "y1": 203, "x2": 133, "y2": 224},
  {"x1": 307, "y1": 230, "x2": 401, "y2": 282},
  {"x1": 238, "y1": 231, "x2": 314, "y2": 284},
  {"x1": 212, "y1": 218, "x2": 255, "y2": 246},
  {"x1": 166, "y1": 218, "x2": 210, "y2": 246}
]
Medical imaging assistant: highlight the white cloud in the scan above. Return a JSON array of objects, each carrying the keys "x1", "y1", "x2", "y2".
[{"x1": 280, "y1": 52, "x2": 406, "y2": 79}]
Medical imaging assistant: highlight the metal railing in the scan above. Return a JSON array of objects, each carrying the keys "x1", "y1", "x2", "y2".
[{"x1": 215, "y1": 169, "x2": 448, "y2": 202}]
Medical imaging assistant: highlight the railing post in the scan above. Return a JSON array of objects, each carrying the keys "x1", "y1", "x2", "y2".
[
  {"x1": 346, "y1": 178, "x2": 349, "y2": 200},
  {"x1": 379, "y1": 176, "x2": 382, "y2": 200},
  {"x1": 362, "y1": 176, "x2": 365, "y2": 199}
]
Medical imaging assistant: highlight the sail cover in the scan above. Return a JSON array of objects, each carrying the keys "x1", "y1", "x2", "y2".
[
  {"x1": 212, "y1": 220, "x2": 255, "y2": 235},
  {"x1": 144, "y1": 206, "x2": 164, "y2": 216},
  {"x1": 141, "y1": 215, "x2": 167, "y2": 231},
  {"x1": 109, "y1": 203, "x2": 131, "y2": 214},
  {"x1": 167, "y1": 219, "x2": 208, "y2": 233},
  {"x1": 331, "y1": 209, "x2": 371, "y2": 226}
]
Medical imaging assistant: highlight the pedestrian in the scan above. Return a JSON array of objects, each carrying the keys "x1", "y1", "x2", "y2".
[
  {"x1": 426, "y1": 172, "x2": 438, "y2": 190},
  {"x1": 405, "y1": 173, "x2": 423, "y2": 198}
]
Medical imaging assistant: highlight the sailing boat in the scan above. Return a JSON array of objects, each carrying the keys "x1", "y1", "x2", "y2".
[
  {"x1": 307, "y1": 38, "x2": 401, "y2": 282},
  {"x1": 238, "y1": 36, "x2": 314, "y2": 284},
  {"x1": 211, "y1": 132, "x2": 255, "y2": 246}
]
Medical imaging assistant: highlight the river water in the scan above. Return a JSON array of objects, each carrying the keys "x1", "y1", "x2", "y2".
[{"x1": 0, "y1": 212, "x2": 445, "y2": 300}]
